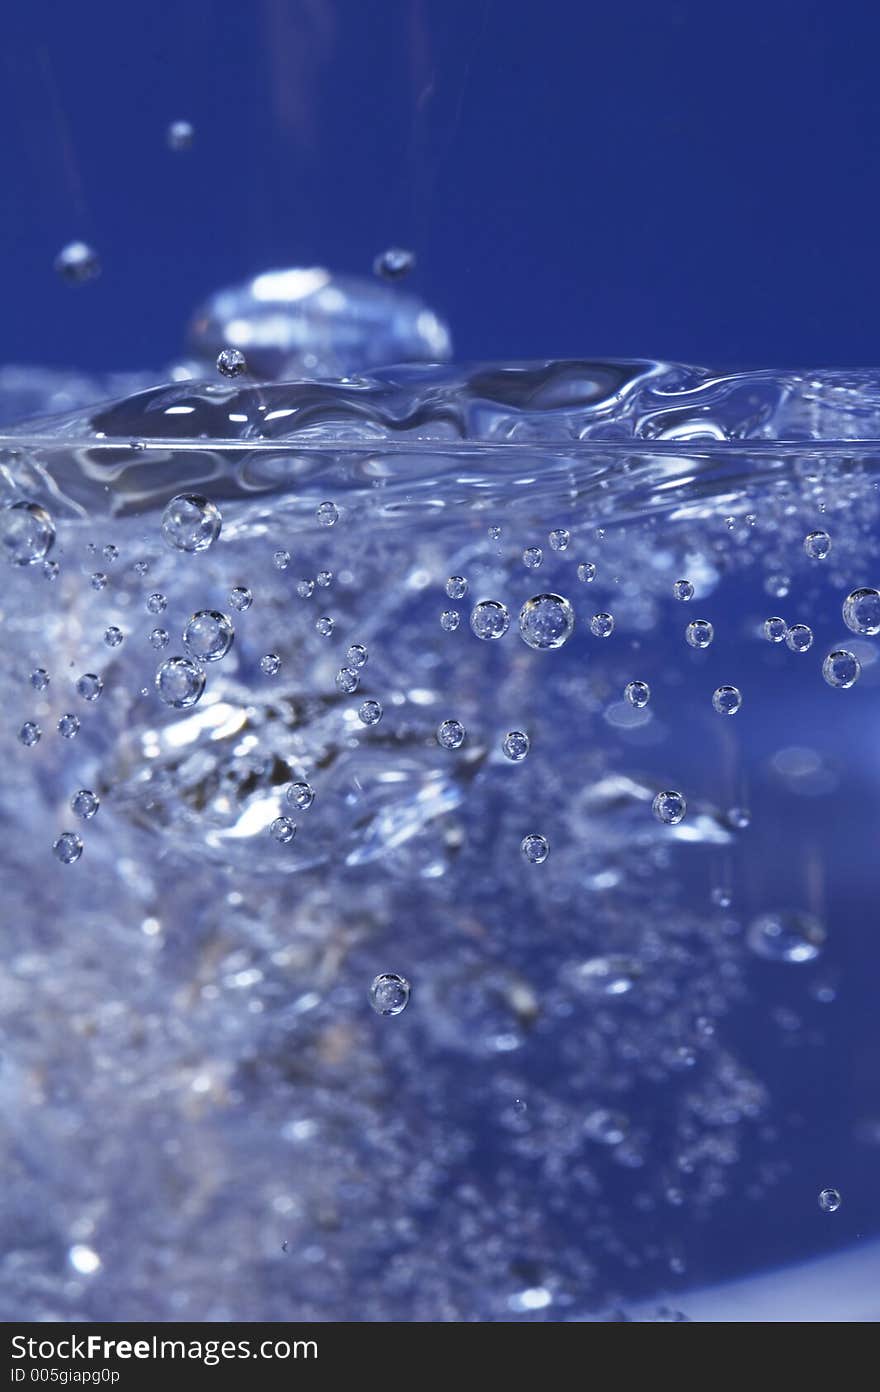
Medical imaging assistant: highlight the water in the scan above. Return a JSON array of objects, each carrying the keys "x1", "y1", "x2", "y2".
[{"x1": 2, "y1": 354, "x2": 880, "y2": 1320}]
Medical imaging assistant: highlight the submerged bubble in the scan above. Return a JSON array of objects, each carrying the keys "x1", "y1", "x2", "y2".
[
  {"x1": 346, "y1": 644, "x2": 368, "y2": 668},
  {"x1": 182, "y1": 610, "x2": 234, "y2": 663},
  {"x1": 260, "y1": 654, "x2": 281, "y2": 676},
  {"x1": 90, "y1": 572, "x2": 107, "y2": 591},
  {"x1": 103, "y1": 626, "x2": 124, "y2": 648},
  {"x1": 316, "y1": 501, "x2": 339, "y2": 528},
  {"x1": 369, "y1": 973, "x2": 411, "y2": 1015},
  {"x1": 521, "y1": 833, "x2": 549, "y2": 864},
  {"x1": 0, "y1": 501, "x2": 55, "y2": 565},
  {"x1": 842, "y1": 587, "x2": 880, "y2": 636},
  {"x1": 446, "y1": 575, "x2": 468, "y2": 600},
  {"x1": 316, "y1": 570, "x2": 333, "y2": 588},
  {"x1": 470, "y1": 600, "x2": 510, "y2": 641},
  {"x1": 155, "y1": 657, "x2": 206, "y2": 709},
  {"x1": 167, "y1": 119, "x2": 194, "y2": 151},
  {"x1": 336, "y1": 667, "x2": 359, "y2": 694},
  {"x1": 522, "y1": 547, "x2": 543, "y2": 569},
  {"x1": 747, "y1": 911, "x2": 825, "y2": 963},
  {"x1": 269, "y1": 816, "x2": 297, "y2": 844},
  {"x1": 149, "y1": 628, "x2": 169, "y2": 649},
  {"x1": 315, "y1": 616, "x2": 334, "y2": 638},
  {"x1": 728, "y1": 806, "x2": 751, "y2": 829},
  {"x1": 624, "y1": 680, "x2": 650, "y2": 708},
  {"x1": 146, "y1": 593, "x2": 167, "y2": 615},
  {"x1": 822, "y1": 649, "x2": 860, "y2": 688},
  {"x1": 71, "y1": 789, "x2": 99, "y2": 820},
  {"x1": 590, "y1": 612, "x2": 615, "y2": 639},
  {"x1": 437, "y1": 719, "x2": 465, "y2": 750},
  {"x1": 273, "y1": 549, "x2": 290, "y2": 571},
  {"x1": 296, "y1": 579, "x2": 315, "y2": 599},
  {"x1": 519, "y1": 593, "x2": 575, "y2": 650},
  {"x1": 54, "y1": 241, "x2": 100, "y2": 285},
  {"x1": 571, "y1": 956, "x2": 642, "y2": 997},
  {"x1": 53, "y1": 832, "x2": 83, "y2": 864},
  {"x1": 216, "y1": 348, "x2": 247, "y2": 378},
  {"x1": 502, "y1": 730, "x2": 530, "y2": 761},
  {"x1": 685, "y1": 619, "x2": 714, "y2": 649},
  {"x1": 229, "y1": 586, "x2": 253, "y2": 612},
  {"x1": 785, "y1": 623, "x2": 813, "y2": 653},
  {"x1": 102, "y1": 544, "x2": 118, "y2": 563},
  {"x1": 712, "y1": 685, "x2": 742, "y2": 715},
  {"x1": 577, "y1": 563, "x2": 596, "y2": 583},
  {"x1": 57, "y1": 714, "x2": 80, "y2": 739},
  {"x1": 286, "y1": 781, "x2": 315, "y2": 811},
  {"x1": 548, "y1": 528, "x2": 570, "y2": 551},
  {"x1": 76, "y1": 673, "x2": 103, "y2": 702},
  {"x1": 673, "y1": 579, "x2": 694, "y2": 601},
  {"x1": 373, "y1": 248, "x2": 415, "y2": 281},
  {"x1": 652, "y1": 790, "x2": 686, "y2": 825},
  {"x1": 763, "y1": 616, "x2": 787, "y2": 643},
  {"x1": 818, "y1": 1187, "x2": 841, "y2": 1213},
  {"x1": 18, "y1": 721, "x2": 41, "y2": 747},
  {"x1": 358, "y1": 699, "x2": 383, "y2": 726},
  {"x1": 161, "y1": 494, "x2": 222, "y2": 553},
  {"x1": 30, "y1": 668, "x2": 49, "y2": 691},
  {"x1": 440, "y1": 610, "x2": 460, "y2": 632},
  {"x1": 804, "y1": 530, "x2": 832, "y2": 560}
]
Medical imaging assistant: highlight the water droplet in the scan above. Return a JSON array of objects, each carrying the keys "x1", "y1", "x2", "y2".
[
  {"x1": 470, "y1": 600, "x2": 510, "y2": 641},
  {"x1": 673, "y1": 579, "x2": 694, "y2": 601},
  {"x1": 521, "y1": 833, "x2": 549, "y2": 864},
  {"x1": 155, "y1": 657, "x2": 206, "y2": 709},
  {"x1": 785, "y1": 623, "x2": 813, "y2": 653},
  {"x1": 260, "y1": 653, "x2": 281, "y2": 676},
  {"x1": 624, "y1": 680, "x2": 650, "y2": 708},
  {"x1": 76, "y1": 673, "x2": 103, "y2": 702},
  {"x1": 57, "y1": 714, "x2": 80, "y2": 739},
  {"x1": 103, "y1": 626, "x2": 124, "y2": 648},
  {"x1": 53, "y1": 832, "x2": 83, "y2": 864},
  {"x1": 316, "y1": 500, "x2": 339, "y2": 527},
  {"x1": 182, "y1": 610, "x2": 234, "y2": 663},
  {"x1": 71, "y1": 789, "x2": 99, "y2": 820},
  {"x1": 804, "y1": 529, "x2": 832, "y2": 560},
  {"x1": 685, "y1": 619, "x2": 714, "y2": 649},
  {"x1": 437, "y1": 718, "x2": 465, "y2": 750},
  {"x1": 577, "y1": 562, "x2": 596, "y2": 583},
  {"x1": 358, "y1": 699, "x2": 383, "y2": 726},
  {"x1": 522, "y1": 546, "x2": 543, "y2": 569},
  {"x1": 54, "y1": 241, "x2": 100, "y2": 285},
  {"x1": 30, "y1": 668, "x2": 49, "y2": 691},
  {"x1": 652, "y1": 790, "x2": 686, "y2": 825},
  {"x1": 440, "y1": 610, "x2": 460, "y2": 632},
  {"x1": 818, "y1": 1187, "x2": 841, "y2": 1213},
  {"x1": 763, "y1": 616, "x2": 787, "y2": 643},
  {"x1": 843, "y1": 587, "x2": 880, "y2": 636},
  {"x1": 822, "y1": 649, "x2": 860, "y2": 688},
  {"x1": 502, "y1": 730, "x2": 530, "y2": 761},
  {"x1": 315, "y1": 616, "x2": 334, "y2": 638},
  {"x1": 18, "y1": 721, "x2": 41, "y2": 747},
  {"x1": 0, "y1": 501, "x2": 55, "y2": 565},
  {"x1": 369, "y1": 973, "x2": 411, "y2": 1015},
  {"x1": 747, "y1": 911, "x2": 825, "y2": 963},
  {"x1": 269, "y1": 816, "x2": 297, "y2": 844},
  {"x1": 373, "y1": 248, "x2": 415, "y2": 280},
  {"x1": 519, "y1": 593, "x2": 575, "y2": 650},
  {"x1": 146, "y1": 592, "x2": 167, "y2": 615},
  {"x1": 286, "y1": 781, "x2": 315, "y2": 811},
  {"x1": 216, "y1": 348, "x2": 247, "y2": 378},
  {"x1": 548, "y1": 528, "x2": 570, "y2": 551},
  {"x1": 161, "y1": 494, "x2": 222, "y2": 553},
  {"x1": 229, "y1": 586, "x2": 253, "y2": 612},
  {"x1": 712, "y1": 684, "x2": 742, "y2": 715},
  {"x1": 167, "y1": 119, "x2": 194, "y2": 151},
  {"x1": 590, "y1": 612, "x2": 615, "y2": 639}
]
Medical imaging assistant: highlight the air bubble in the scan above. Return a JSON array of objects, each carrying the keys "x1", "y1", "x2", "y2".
[
  {"x1": 270, "y1": 817, "x2": 297, "y2": 844},
  {"x1": 804, "y1": 530, "x2": 832, "y2": 560},
  {"x1": 182, "y1": 610, "x2": 234, "y2": 663},
  {"x1": 577, "y1": 563, "x2": 596, "y2": 583},
  {"x1": 519, "y1": 594, "x2": 575, "y2": 650},
  {"x1": 0, "y1": 501, "x2": 55, "y2": 565},
  {"x1": 502, "y1": 730, "x2": 530, "y2": 761},
  {"x1": 522, "y1": 547, "x2": 543, "y2": 569},
  {"x1": 437, "y1": 719, "x2": 465, "y2": 750},
  {"x1": 286, "y1": 781, "x2": 315, "y2": 811},
  {"x1": 373, "y1": 248, "x2": 415, "y2": 280},
  {"x1": 369, "y1": 973, "x2": 411, "y2": 1015},
  {"x1": 155, "y1": 657, "x2": 206, "y2": 709},
  {"x1": 652, "y1": 790, "x2": 686, "y2": 825},
  {"x1": 358, "y1": 700, "x2": 383, "y2": 726},
  {"x1": 763, "y1": 617, "x2": 787, "y2": 643},
  {"x1": 712, "y1": 685, "x2": 742, "y2": 715},
  {"x1": 521, "y1": 833, "x2": 549, "y2": 864},
  {"x1": 161, "y1": 495, "x2": 222, "y2": 553},
  {"x1": 842, "y1": 587, "x2": 880, "y2": 636},
  {"x1": 590, "y1": 612, "x2": 614, "y2": 639},
  {"x1": 785, "y1": 624, "x2": 813, "y2": 653},
  {"x1": 822, "y1": 649, "x2": 860, "y2": 688},
  {"x1": 548, "y1": 528, "x2": 570, "y2": 551},
  {"x1": 71, "y1": 789, "x2": 99, "y2": 820},
  {"x1": 445, "y1": 576, "x2": 468, "y2": 599},
  {"x1": 104, "y1": 626, "x2": 124, "y2": 648},
  {"x1": 53, "y1": 832, "x2": 83, "y2": 864},
  {"x1": 76, "y1": 673, "x2": 103, "y2": 702},
  {"x1": 440, "y1": 610, "x2": 460, "y2": 632},
  {"x1": 260, "y1": 654, "x2": 281, "y2": 677},
  {"x1": 57, "y1": 714, "x2": 80, "y2": 739},
  {"x1": 624, "y1": 680, "x2": 650, "y2": 708},
  {"x1": 229, "y1": 586, "x2": 252, "y2": 612},
  {"x1": 747, "y1": 911, "x2": 825, "y2": 963},
  {"x1": 54, "y1": 241, "x2": 100, "y2": 284},
  {"x1": 818, "y1": 1188, "x2": 841, "y2": 1213},
  {"x1": 316, "y1": 501, "x2": 339, "y2": 527},
  {"x1": 673, "y1": 579, "x2": 694, "y2": 601},
  {"x1": 19, "y1": 722, "x2": 41, "y2": 747},
  {"x1": 470, "y1": 600, "x2": 510, "y2": 641},
  {"x1": 685, "y1": 620, "x2": 714, "y2": 649}
]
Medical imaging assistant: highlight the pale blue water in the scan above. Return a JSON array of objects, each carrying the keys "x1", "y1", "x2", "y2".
[{"x1": 1, "y1": 282, "x2": 879, "y2": 1320}]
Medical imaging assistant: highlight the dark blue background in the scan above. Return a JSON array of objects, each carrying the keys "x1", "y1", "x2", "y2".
[{"x1": 1, "y1": 0, "x2": 878, "y2": 372}]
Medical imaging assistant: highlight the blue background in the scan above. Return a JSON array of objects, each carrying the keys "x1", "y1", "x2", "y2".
[{"x1": 1, "y1": 0, "x2": 878, "y2": 372}]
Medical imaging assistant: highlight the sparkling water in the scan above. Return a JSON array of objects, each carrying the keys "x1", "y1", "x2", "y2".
[{"x1": 3, "y1": 353, "x2": 880, "y2": 1320}]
